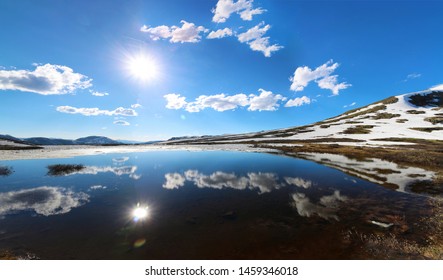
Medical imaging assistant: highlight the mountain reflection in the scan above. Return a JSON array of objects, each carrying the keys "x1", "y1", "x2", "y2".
[
  {"x1": 163, "y1": 170, "x2": 314, "y2": 194},
  {"x1": 291, "y1": 190, "x2": 347, "y2": 221},
  {"x1": 49, "y1": 165, "x2": 141, "y2": 179},
  {"x1": 0, "y1": 186, "x2": 89, "y2": 217},
  {"x1": 298, "y1": 153, "x2": 435, "y2": 194}
]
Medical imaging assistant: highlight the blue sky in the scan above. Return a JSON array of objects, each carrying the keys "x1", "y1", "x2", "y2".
[{"x1": 0, "y1": 0, "x2": 442, "y2": 141}]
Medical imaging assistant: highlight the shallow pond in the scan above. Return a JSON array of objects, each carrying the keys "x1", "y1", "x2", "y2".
[{"x1": 0, "y1": 150, "x2": 440, "y2": 259}]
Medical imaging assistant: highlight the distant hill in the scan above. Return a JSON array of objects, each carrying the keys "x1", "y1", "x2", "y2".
[
  {"x1": 24, "y1": 137, "x2": 76, "y2": 145},
  {"x1": 74, "y1": 136, "x2": 121, "y2": 145},
  {"x1": 164, "y1": 90, "x2": 443, "y2": 145},
  {"x1": 0, "y1": 134, "x2": 30, "y2": 145},
  {"x1": 1, "y1": 135, "x2": 123, "y2": 148}
]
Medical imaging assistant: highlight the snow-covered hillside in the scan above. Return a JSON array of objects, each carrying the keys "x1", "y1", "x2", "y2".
[{"x1": 165, "y1": 90, "x2": 442, "y2": 146}]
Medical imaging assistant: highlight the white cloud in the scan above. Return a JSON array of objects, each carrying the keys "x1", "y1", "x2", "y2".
[
  {"x1": 163, "y1": 170, "x2": 283, "y2": 194},
  {"x1": 164, "y1": 89, "x2": 285, "y2": 112},
  {"x1": 343, "y1": 101, "x2": 356, "y2": 108},
  {"x1": 212, "y1": 0, "x2": 265, "y2": 23},
  {"x1": 290, "y1": 60, "x2": 351, "y2": 95},
  {"x1": 56, "y1": 106, "x2": 138, "y2": 116},
  {"x1": 164, "y1": 93, "x2": 187, "y2": 109},
  {"x1": 405, "y1": 73, "x2": 421, "y2": 81},
  {"x1": 140, "y1": 25, "x2": 171, "y2": 40},
  {"x1": 114, "y1": 120, "x2": 130, "y2": 126},
  {"x1": 0, "y1": 63, "x2": 92, "y2": 95},
  {"x1": 90, "y1": 90, "x2": 108, "y2": 97},
  {"x1": 131, "y1": 103, "x2": 142, "y2": 109},
  {"x1": 191, "y1": 93, "x2": 249, "y2": 112},
  {"x1": 237, "y1": 23, "x2": 270, "y2": 42},
  {"x1": 248, "y1": 89, "x2": 285, "y2": 111},
  {"x1": 430, "y1": 84, "x2": 443, "y2": 91},
  {"x1": 141, "y1": 20, "x2": 208, "y2": 43},
  {"x1": 285, "y1": 96, "x2": 311, "y2": 108},
  {"x1": 0, "y1": 186, "x2": 89, "y2": 217},
  {"x1": 237, "y1": 22, "x2": 282, "y2": 57},
  {"x1": 207, "y1": 28, "x2": 233, "y2": 39}
]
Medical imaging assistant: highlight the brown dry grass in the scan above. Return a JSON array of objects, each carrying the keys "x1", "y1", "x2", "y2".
[
  {"x1": 410, "y1": 127, "x2": 443, "y2": 133},
  {"x1": 372, "y1": 113, "x2": 401, "y2": 119},
  {"x1": 425, "y1": 116, "x2": 443, "y2": 125},
  {"x1": 342, "y1": 125, "x2": 374, "y2": 134}
]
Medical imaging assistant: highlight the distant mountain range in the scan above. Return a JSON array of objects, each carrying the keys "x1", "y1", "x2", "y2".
[
  {"x1": 0, "y1": 134, "x2": 162, "y2": 147},
  {"x1": 0, "y1": 135, "x2": 123, "y2": 146}
]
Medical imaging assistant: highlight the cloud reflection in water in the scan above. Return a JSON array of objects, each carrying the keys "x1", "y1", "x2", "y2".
[
  {"x1": 291, "y1": 190, "x2": 347, "y2": 221},
  {"x1": 0, "y1": 186, "x2": 89, "y2": 216},
  {"x1": 163, "y1": 170, "x2": 314, "y2": 194},
  {"x1": 51, "y1": 165, "x2": 142, "y2": 180}
]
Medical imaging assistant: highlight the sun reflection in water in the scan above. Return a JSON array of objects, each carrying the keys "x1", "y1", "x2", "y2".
[{"x1": 132, "y1": 203, "x2": 149, "y2": 222}]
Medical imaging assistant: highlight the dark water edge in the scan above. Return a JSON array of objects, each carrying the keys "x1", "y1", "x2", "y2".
[{"x1": 0, "y1": 150, "x2": 441, "y2": 260}]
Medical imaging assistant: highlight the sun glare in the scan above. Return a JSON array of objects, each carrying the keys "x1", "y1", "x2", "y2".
[
  {"x1": 127, "y1": 54, "x2": 158, "y2": 81},
  {"x1": 132, "y1": 203, "x2": 149, "y2": 222}
]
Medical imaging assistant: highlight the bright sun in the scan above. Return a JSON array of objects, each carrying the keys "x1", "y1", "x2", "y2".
[{"x1": 128, "y1": 54, "x2": 158, "y2": 81}]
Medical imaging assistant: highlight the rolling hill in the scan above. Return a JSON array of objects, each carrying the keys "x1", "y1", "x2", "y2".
[{"x1": 164, "y1": 89, "x2": 442, "y2": 146}]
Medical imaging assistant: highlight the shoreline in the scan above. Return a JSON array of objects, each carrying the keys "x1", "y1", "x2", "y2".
[{"x1": 0, "y1": 144, "x2": 275, "y2": 161}]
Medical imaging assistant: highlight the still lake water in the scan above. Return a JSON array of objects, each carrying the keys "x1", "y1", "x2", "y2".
[{"x1": 0, "y1": 150, "x2": 438, "y2": 259}]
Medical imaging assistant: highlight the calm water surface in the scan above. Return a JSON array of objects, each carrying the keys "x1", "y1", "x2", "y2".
[{"x1": 0, "y1": 151, "x2": 438, "y2": 259}]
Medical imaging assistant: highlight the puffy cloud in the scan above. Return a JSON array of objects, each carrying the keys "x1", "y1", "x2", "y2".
[
  {"x1": 164, "y1": 93, "x2": 187, "y2": 110},
  {"x1": 212, "y1": 0, "x2": 265, "y2": 23},
  {"x1": 140, "y1": 25, "x2": 171, "y2": 40},
  {"x1": 248, "y1": 89, "x2": 285, "y2": 111},
  {"x1": 113, "y1": 120, "x2": 130, "y2": 126},
  {"x1": 131, "y1": 103, "x2": 142, "y2": 109},
  {"x1": 164, "y1": 89, "x2": 285, "y2": 112},
  {"x1": 317, "y1": 75, "x2": 350, "y2": 95},
  {"x1": 0, "y1": 63, "x2": 92, "y2": 95},
  {"x1": 163, "y1": 170, "x2": 284, "y2": 194},
  {"x1": 0, "y1": 186, "x2": 89, "y2": 217},
  {"x1": 237, "y1": 22, "x2": 282, "y2": 57},
  {"x1": 170, "y1": 21, "x2": 208, "y2": 43},
  {"x1": 189, "y1": 93, "x2": 249, "y2": 112},
  {"x1": 56, "y1": 106, "x2": 138, "y2": 116},
  {"x1": 291, "y1": 190, "x2": 347, "y2": 221},
  {"x1": 207, "y1": 28, "x2": 233, "y2": 39},
  {"x1": 285, "y1": 96, "x2": 311, "y2": 107},
  {"x1": 290, "y1": 60, "x2": 351, "y2": 95},
  {"x1": 90, "y1": 90, "x2": 108, "y2": 97},
  {"x1": 141, "y1": 20, "x2": 208, "y2": 43}
]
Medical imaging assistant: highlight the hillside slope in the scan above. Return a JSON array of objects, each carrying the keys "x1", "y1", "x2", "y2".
[{"x1": 165, "y1": 90, "x2": 442, "y2": 145}]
